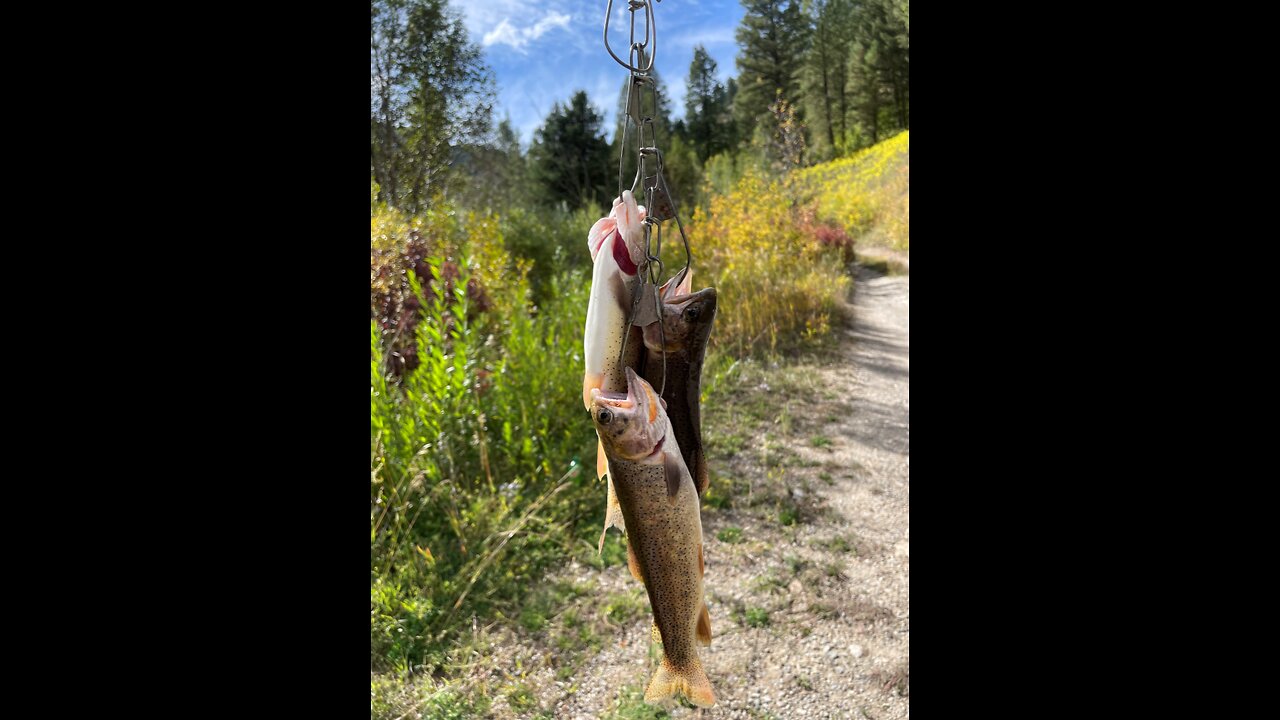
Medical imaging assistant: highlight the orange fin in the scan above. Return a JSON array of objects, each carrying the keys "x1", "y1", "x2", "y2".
[
  {"x1": 598, "y1": 475, "x2": 627, "y2": 555},
  {"x1": 583, "y1": 372, "x2": 604, "y2": 409},
  {"x1": 696, "y1": 603, "x2": 712, "y2": 646},
  {"x1": 596, "y1": 438, "x2": 608, "y2": 481},
  {"x1": 644, "y1": 658, "x2": 715, "y2": 708},
  {"x1": 626, "y1": 537, "x2": 645, "y2": 583}
]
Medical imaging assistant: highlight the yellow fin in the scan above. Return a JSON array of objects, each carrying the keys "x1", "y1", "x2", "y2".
[
  {"x1": 643, "y1": 658, "x2": 716, "y2": 708},
  {"x1": 696, "y1": 603, "x2": 712, "y2": 646},
  {"x1": 627, "y1": 537, "x2": 645, "y2": 583},
  {"x1": 651, "y1": 622, "x2": 662, "y2": 644},
  {"x1": 598, "y1": 475, "x2": 626, "y2": 555}
]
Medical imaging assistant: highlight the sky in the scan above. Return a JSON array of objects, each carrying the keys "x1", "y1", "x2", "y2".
[{"x1": 457, "y1": 0, "x2": 746, "y2": 146}]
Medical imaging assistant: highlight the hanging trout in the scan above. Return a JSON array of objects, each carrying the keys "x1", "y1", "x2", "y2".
[
  {"x1": 584, "y1": 191, "x2": 648, "y2": 547},
  {"x1": 640, "y1": 269, "x2": 717, "y2": 496},
  {"x1": 589, "y1": 368, "x2": 716, "y2": 708}
]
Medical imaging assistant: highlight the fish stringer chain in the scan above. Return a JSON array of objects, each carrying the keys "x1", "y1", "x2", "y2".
[{"x1": 604, "y1": 0, "x2": 694, "y2": 395}]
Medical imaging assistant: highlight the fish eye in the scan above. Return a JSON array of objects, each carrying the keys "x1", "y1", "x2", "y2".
[
  {"x1": 683, "y1": 305, "x2": 701, "y2": 321},
  {"x1": 598, "y1": 408, "x2": 613, "y2": 425}
]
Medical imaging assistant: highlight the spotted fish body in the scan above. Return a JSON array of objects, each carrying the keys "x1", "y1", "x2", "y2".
[
  {"x1": 584, "y1": 192, "x2": 648, "y2": 548},
  {"x1": 641, "y1": 273, "x2": 717, "y2": 497},
  {"x1": 590, "y1": 368, "x2": 716, "y2": 708},
  {"x1": 582, "y1": 191, "x2": 646, "y2": 410}
]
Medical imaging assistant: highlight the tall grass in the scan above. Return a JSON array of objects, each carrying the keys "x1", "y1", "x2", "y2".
[
  {"x1": 681, "y1": 169, "x2": 853, "y2": 357},
  {"x1": 371, "y1": 205, "x2": 611, "y2": 678}
]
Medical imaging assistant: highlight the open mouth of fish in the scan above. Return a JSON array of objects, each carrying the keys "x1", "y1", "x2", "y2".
[{"x1": 594, "y1": 390, "x2": 634, "y2": 408}]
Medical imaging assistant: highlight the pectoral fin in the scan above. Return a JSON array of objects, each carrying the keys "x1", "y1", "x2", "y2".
[
  {"x1": 598, "y1": 475, "x2": 627, "y2": 555},
  {"x1": 663, "y1": 451, "x2": 684, "y2": 502}
]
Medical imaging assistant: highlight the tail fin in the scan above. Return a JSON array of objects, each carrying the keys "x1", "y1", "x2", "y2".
[{"x1": 644, "y1": 658, "x2": 716, "y2": 708}]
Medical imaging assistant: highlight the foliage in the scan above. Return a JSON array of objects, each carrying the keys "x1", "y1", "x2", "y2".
[
  {"x1": 370, "y1": 0, "x2": 494, "y2": 212},
  {"x1": 529, "y1": 91, "x2": 613, "y2": 211},
  {"x1": 734, "y1": 0, "x2": 812, "y2": 140},
  {"x1": 794, "y1": 130, "x2": 909, "y2": 248},
  {"x1": 371, "y1": 205, "x2": 606, "y2": 675},
  {"x1": 687, "y1": 169, "x2": 852, "y2": 357},
  {"x1": 684, "y1": 45, "x2": 736, "y2": 163}
]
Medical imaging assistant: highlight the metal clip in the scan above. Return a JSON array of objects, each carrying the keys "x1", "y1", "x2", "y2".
[{"x1": 643, "y1": 174, "x2": 674, "y2": 222}]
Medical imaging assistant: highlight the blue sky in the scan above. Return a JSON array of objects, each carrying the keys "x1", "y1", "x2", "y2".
[{"x1": 457, "y1": 0, "x2": 745, "y2": 146}]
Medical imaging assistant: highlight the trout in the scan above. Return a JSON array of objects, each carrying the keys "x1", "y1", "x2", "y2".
[
  {"x1": 583, "y1": 190, "x2": 647, "y2": 410},
  {"x1": 590, "y1": 368, "x2": 716, "y2": 708},
  {"x1": 584, "y1": 192, "x2": 648, "y2": 546},
  {"x1": 641, "y1": 269, "x2": 717, "y2": 496}
]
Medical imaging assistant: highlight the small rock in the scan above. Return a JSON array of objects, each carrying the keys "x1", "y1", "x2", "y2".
[
  {"x1": 788, "y1": 579, "x2": 803, "y2": 594},
  {"x1": 849, "y1": 643, "x2": 864, "y2": 657}
]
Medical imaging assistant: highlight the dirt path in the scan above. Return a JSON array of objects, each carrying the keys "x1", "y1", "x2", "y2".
[{"x1": 495, "y1": 265, "x2": 909, "y2": 719}]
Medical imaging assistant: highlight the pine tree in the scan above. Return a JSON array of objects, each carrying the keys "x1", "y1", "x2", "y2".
[
  {"x1": 684, "y1": 46, "x2": 734, "y2": 163},
  {"x1": 801, "y1": 0, "x2": 852, "y2": 159},
  {"x1": 733, "y1": 0, "x2": 811, "y2": 142},
  {"x1": 844, "y1": 0, "x2": 909, "y2": 146},
  {"x1": 528, "y1": 91, "x2": 613, "y2": 210}
]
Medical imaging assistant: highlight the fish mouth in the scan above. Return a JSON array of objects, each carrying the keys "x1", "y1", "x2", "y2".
[
  {"x1": 624, "y1": 367, "x2": 661, "y2": 425},
  {"x1": 592, "y1": 389, "x2": 635, "y2": 409},
  {"x1": 663, "y1": 286, "x2": 717, "y2": 307}
]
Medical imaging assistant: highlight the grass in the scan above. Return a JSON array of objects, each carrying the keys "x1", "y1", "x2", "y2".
[
  {"x1": 605, "y1": 589, "x2": 648, "y2": 625},
  {"x1": 717, "y1": 526, "x2": 744, "y2": 544},
  {"x1": 811, "y1": 435, "x2": 832, "y2": 448},
  {"x1": 369, "y1": 133, "x2": 907, "y2": 713},
  {"x1": 743, "y1": 607, "x2": 771, "y2": 628},
  {"x1": 604, "y1": 685, "x2": 671, "y2": 719},
  {"x1": 815, "y1": 534, "x2": 856, "y2": 555}
]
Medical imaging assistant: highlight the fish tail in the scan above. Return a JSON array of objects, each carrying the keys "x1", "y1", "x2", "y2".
[{"x1": 644, "y1": 657, "x2": 715, "y2": 708}]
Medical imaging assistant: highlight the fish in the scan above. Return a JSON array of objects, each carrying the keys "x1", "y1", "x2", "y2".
[
  {"x1": 590, "y1": 367, "x2": 716, "y2": 709},
  {"x1": 583, "y1": 190, "x2": 647, "y2": 410},
  {"x1": 584, "y1": 192, "x2": 648, "y2": 549},
  {"x1": 641, "y1": 269, "x2": 717, "y2": 496}
]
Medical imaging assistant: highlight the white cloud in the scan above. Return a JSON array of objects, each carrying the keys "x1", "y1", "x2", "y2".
[{"x1": 483, "y1": 11, "x2": 572, "y2": 52}]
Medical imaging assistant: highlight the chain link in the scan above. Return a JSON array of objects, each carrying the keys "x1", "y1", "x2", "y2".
[{"x1": 604, "y1": 0, "x2": 693, "y2": 393}]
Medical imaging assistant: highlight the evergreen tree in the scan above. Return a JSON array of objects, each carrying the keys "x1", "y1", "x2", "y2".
[
  {"x1": 684, "y1": 45, "x2": 734, "y2": 163},
  {"x1": 370, "y1": 0, "x2": 493, "y2": 212},
  {"x1": 845, "y1": 0, "x2": 909, "y2": 145},
  {"x1": 528, "y1": 91, "x2": 612, "y2": 210},
  {"x1": 733, "y1": 0, "x2": 810, "y2": 142},
  {"x1": 801, "y1": 0, "x2": 852, "y2": 159}
]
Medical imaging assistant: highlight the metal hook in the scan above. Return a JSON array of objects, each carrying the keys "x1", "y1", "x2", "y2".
[{"x1": 603, "y1": 0, "x2": 655, "y2": 73}]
